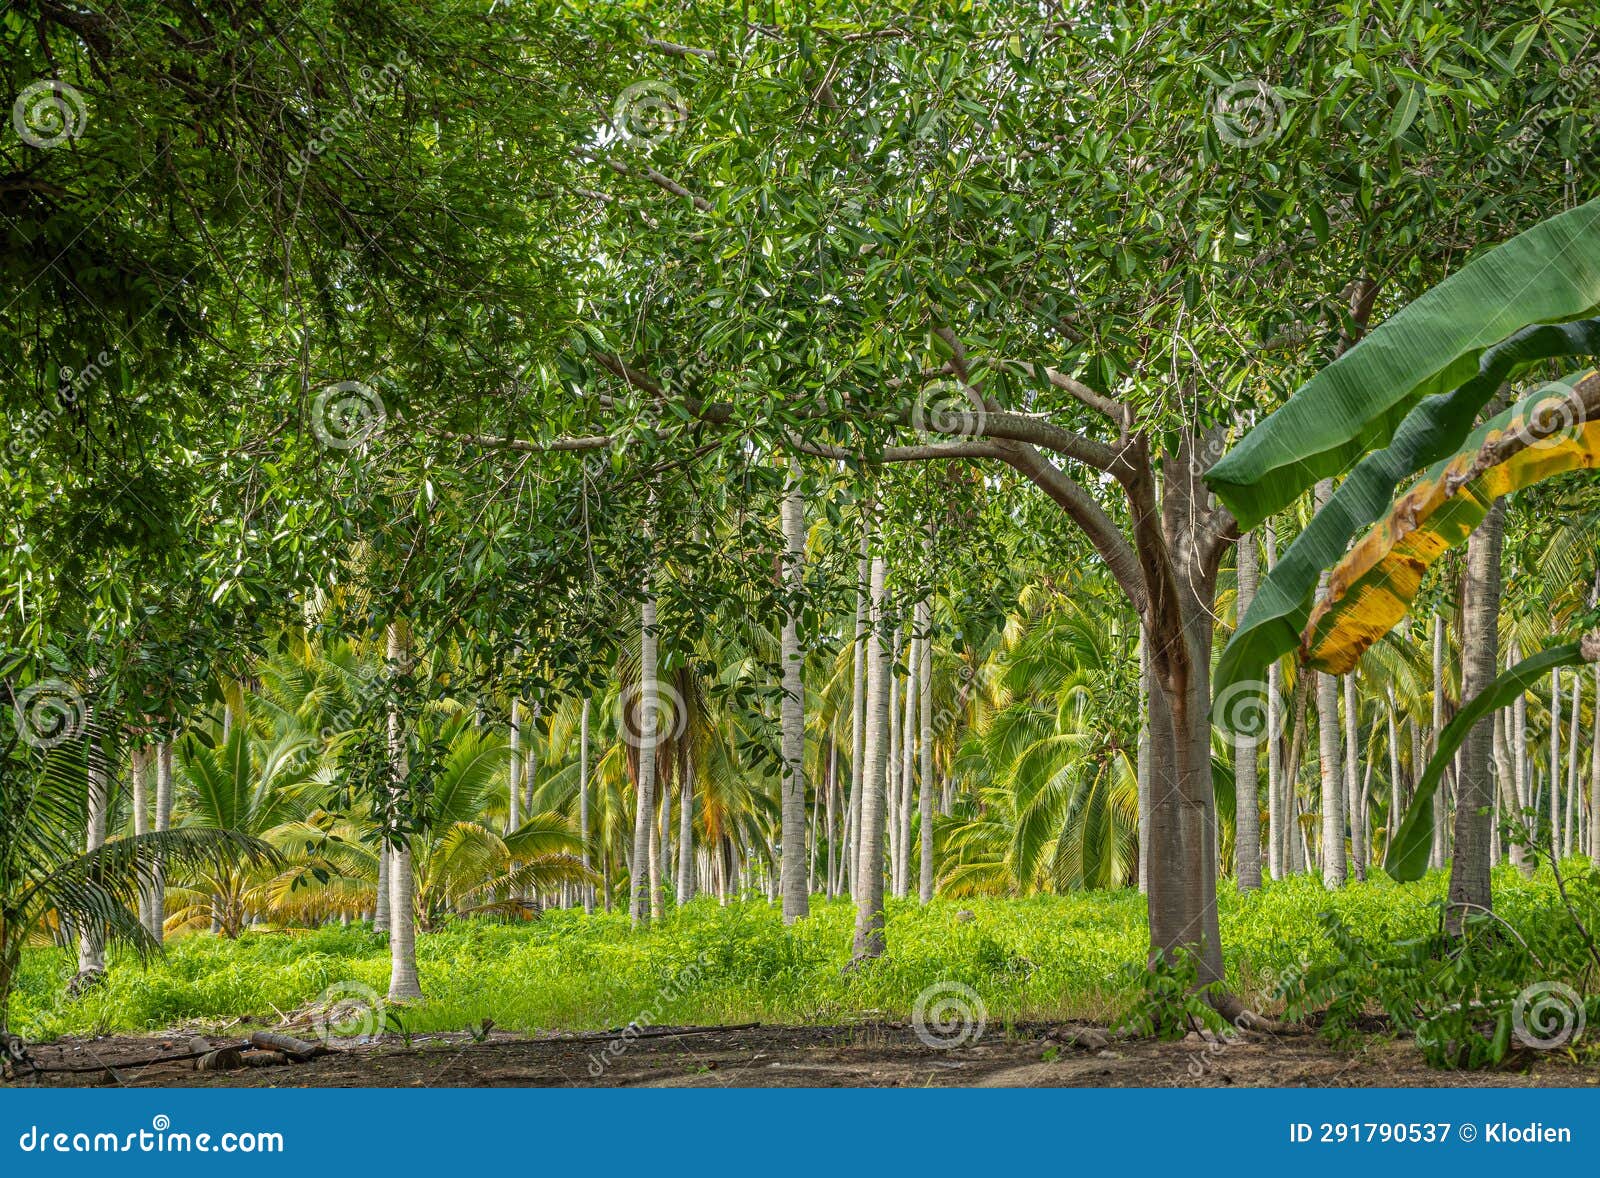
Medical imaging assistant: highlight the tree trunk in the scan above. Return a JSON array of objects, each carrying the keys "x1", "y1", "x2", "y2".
[
  {"x1": 676, "y1": 717, "x2": 696, "y2": 906},
  {"x1": 1431, "y1": 614, "x2": 1450, "y2": 870},
  {"x1": 1263, "y1": 521, "x2": 1285, "y2": 880},
  {"x1": 1550, "y1": 667, "x2": 1562, "y2": 855},
  {"x1": 826, "y1": 737, "x2": 840, "y2": 897},
  {"x1": 580, "y1": 698, "x2": 594, "y2": 913},
  {"x1": 652, "y1": 768, "x2": 668, "y2": 920},
  {"x1": 1136, "y1": 632, "x2": 1152, "y2": 893},
  {"x1": 896, "y1": 626, "x2": 917, "y2": 897},
  {"x1": 1511, "y1": 651, "x2": 1534, "y2": 877},
  {"x1": 1344, "y1": 674, "x2": 1366, "y2": 882},
  {"x1": 1386, "y1": 688, "x2": 1403, "y2": 866},
  {"x1": 1314, "y1": 480, "x2": 1346, "y2": 887},
  {"x1": 386, "y1": 618, "x2": 422, "y2": 1001},
  {"x1": 77, "y1": 696, "x2": 108, "y2": 975},
  {"x1": 1233, "y1": 531, "x2": 1262, "y2": 890},
  {"x1": 917, "y1": 587, "x2": 935, "y2": 904},
  {"x1": 1591, "y1": 662, "x2": 1600, "y2": 862},
  {"x1": 508, "y1": 697, "x2": 523, "y2": 833},
  {"x1": 852, "y1": 554, "x2": 890, "y2": 960},
  {"x1": 131, "y1": 746, "x2": 153, "y2": 935},
  {"x1": 630, "y1": 586, "x2": 659, "y2": 928},
  {"x1": 1563, "y1": 674, "x2": 1581, "y2": 859},
  {"x1": 779, "y1": 459, "x2": 809, "y2": 922},
  {"x1": 848, "y1": 507, "x2": 870, "y2": 904},
  {"x1": 1446, "y1": 499, "x2": 1504, "y2": 931},
  {"x1": 886, "y1": 628, "x2": 902, "y2": 898},
  {"x1": 151, "y1": 741, "x2": 173, "y2": 943}
]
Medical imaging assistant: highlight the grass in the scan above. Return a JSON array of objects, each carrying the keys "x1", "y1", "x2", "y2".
[{"x1": 8, "y1": 866, "x2": 1582, "y2": 1042}]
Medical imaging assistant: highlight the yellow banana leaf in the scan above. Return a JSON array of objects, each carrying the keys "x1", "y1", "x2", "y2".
[{"x1": 1304, "y1": 373, "x2": 1600, "y2": 673}]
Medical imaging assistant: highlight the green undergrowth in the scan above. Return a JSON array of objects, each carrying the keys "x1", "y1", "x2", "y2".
[{"x1": 9, "y1": 866, "x2": 1583, "y2": 1044}]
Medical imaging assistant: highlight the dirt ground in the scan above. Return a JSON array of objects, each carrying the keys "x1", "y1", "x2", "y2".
[{"x1": 11, "y1": 1022, "x2": 1600, "y2": 1088}]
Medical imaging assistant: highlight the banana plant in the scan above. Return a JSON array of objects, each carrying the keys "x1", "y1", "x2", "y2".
[{"x1": 1208, "y1": 198, "x2": 1600, "y2": 697}]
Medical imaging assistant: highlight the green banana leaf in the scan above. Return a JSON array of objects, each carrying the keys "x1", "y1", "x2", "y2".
[
  {"x1": 1214, "y1": 324, "x2": 1600, "y2": 698},
  {"x1": 1384, "y1": 638, "x2": 1592, "y2": 882},
  {"x1": 1209, "y1": 197, "x2": 1600, "y2": 530}
]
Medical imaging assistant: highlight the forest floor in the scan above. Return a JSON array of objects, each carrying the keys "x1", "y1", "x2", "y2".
[{"x1": 13, "y1": 1022, "x2": 1599, "y2": 1088}]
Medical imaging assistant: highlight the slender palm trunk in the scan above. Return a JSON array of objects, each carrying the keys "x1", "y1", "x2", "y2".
[
  {"x1": 579, "y1": 698, "x2": 593, "y2": 913},
  {"x1": 1136, "y1": 632, "x2": 1151, "y2": 893},
  {"x1": 508, "y1": 698, "x2": 523, "y2": 833},
  {"x1": 1550, "y1": 668, "x2": 1562, "y2": 854},
  {"x1": 917, "y1": 589, "x2": 935, "y2": 903},
  {"x1": 1262, "y1": 522, "x2": 1285, "y2": 880},
  {"x1": 1563, "y1": 676, "x2": 1581, "y2": 858},
  {"x1": 1591, "y1": 663, "x2": 1600, "y2": 862},
  {"x1": 1386, "y1": 688, "x2": 1403, "y2": 865},
  {"x1": 1446, "y1": 499, "x2": 1504, "y2": 930},
  {"x1": 886, "y1": 629, "x2": 902, "y2": 897},
  {"x1": 676, "y1": 723, "x2": 696, "y2": 906},
  {"x1": 630, "y1": 588, "x2": 659, "y2": 928},
  {"x1": 151, "y1": 741, "x2": 173, "y2": 943},
  {"x1": 131, "y1": 746, "x2": 153, "y2": 934},
  {"x1": 1234, "y1": 532, "x2": 1262, "y2": 890},
  {"x1": 1313, "y1": 481, "x2": 1347, "y2": 887},
  {"x1": 1344, "y1": 674, "x2": 1366, "y2": 881},
  {"x1": 652, "y1": 778, "x2": 667, "y2": 920},
  {"x1": 386, "y1": 619, "x2": 422, "y2": 1001},
  {"x1": 848, "y1": 509, "x2": 870, "y2": 904},
  {"x1": 852, "y1": 554, "x2": 890, "y2": 960},
  {"x1": 826, "y1": 738, "x2": 840, "y2": 897},
  {"x1": 779, "y1": 460, "x2": 809, "y2": 921},
  {"x1": 1430, "y1": 614, "x2": 1450, "y2": 870},
  {"x1": 896, "y1": 627, "x2": 917, "y2": 897},
  {"x1": 77, "y1": 698, "x2": 108, "y2": 975}
]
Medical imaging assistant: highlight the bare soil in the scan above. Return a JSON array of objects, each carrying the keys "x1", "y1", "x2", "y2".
[{"x1": 11, "y1": 1023, "x2": 1600, "y2": 1088}]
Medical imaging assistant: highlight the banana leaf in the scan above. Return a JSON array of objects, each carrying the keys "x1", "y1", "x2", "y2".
[
  {"x1": 1384, "y1": 635, "x2": 1598, "y2": 882},
  {"x1": 1213, "y1": 320, "x2": 1600, "y2": 698},
  {"x1": 1209, "y1": 197, "x2": 1600, "y2": 529},
  {"x1": 1306, "y1": 376, "x2": 1600, "y2": 672}
]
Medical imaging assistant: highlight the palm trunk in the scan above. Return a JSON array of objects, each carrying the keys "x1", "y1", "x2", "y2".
[
  {"x1": 896, "y1": 627, "x2": 917, "y2": 897},
  {"x1": 1563, "y1": 674, "x2": 1581, "y2": 859},
  {"x1": 77, "y1": 697, "x2": 107, "y2": 975},
  {"x1": 1431, "y1": 614, "x2": 1450, "y2": 870},
  {"x1": 131, "y1": 746, "x2": 153, "y2": 934},
  {"x1": 580, "y1": 698, "x2": 594, "y2": 913},
  {"x1": 676, "y1": 720, "x2": 696, "y2": 906},
  {"x1": 917, "y1": 588, "x2": 935, "y2": 904},
  {"x1": 1550, "y1": 667, "x2": 1562, "y2": 855},
  {"x1": 886, "y1": 628, "x2": 902, "y2": 898},
  {"x1": 630, "y1": 587, "x2": 659, "y2": 928},
  {"x1": 779, "y1": 459, "x2": 809, "y2": 922},
  {"x1": 852, "y1": 554, "x2": 890, "y2": 960},
  {"x1": 848, "y1": 507, "x2": 870, "y2": 904},
  {"x1": 1136, "y1": 632, "x2": 1152, "y2": 893},
  {"x1": 1263, "y1": 522, "x2": 1285, "y2": 880},
  {"x1": 652, "y1": 777, "x2": 668, "y2": 920},
  {"x1": 1234, "y1": 532, "x2": 1262, "y2": 890},
  {"x1": 1313, "y1": 480, "x2": 1346, "y2": 887},
  {"x1": 1344, "y1": 673, "x2": 1366, "y2": 882},
  {"x1": 1386, "y1": 688, "x2": 1403, "y2": 865},
  {"x1": 1446, "y1": 499, "x2": 1504, "y2": 930},
  {"x1": 508, "y1": 698, "x2": 523, "y2": 833},
  {"x1": 151, "y1": 741, "x2": 173, "y2": 943},
  {"x1": 826, "y1": 737, "x2": 840, "y2": 897},
  {"x1": 386, "y1": 618, "x2": 422, "y2": 1001},
  {"x1": 1590, "y1": 662, "x2": 1600, "y2": 862}
]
